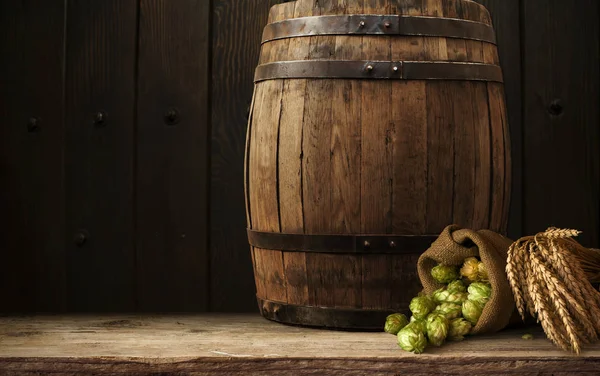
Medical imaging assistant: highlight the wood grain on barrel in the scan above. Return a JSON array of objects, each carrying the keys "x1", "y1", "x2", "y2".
[
  {"x1": 249, "y1": 79, "x2": 285, "y2": 302},
  {"x1": 390, "y1": 253, "x2": 423, "y2": 309},
  {"x1": 472, "y1": 83, "x2": 492, "y2": 230},
  {"x1": 393, "y1": 0, "x2": 423, "y2": 15},
  {"x1": 421, "y1": 0, "x2": 448, "y2": 61},
  {"x1": 452, "y1": 82, "x2": 477, "y2": 229},
  {"x1": 390, "y1": 81, "x2": 428, "y2": 234},
  {"x1": 260, "y1": 2, "x2": 294, "y2": 64},
  {"x1": 446, "y1": 39, "x2": 468, "y2": 61},
  {"x1": 425, "y1": 82, "x2": 455, "y2": 233},
  {"x1": 487, "y1": 82, "x2": 507, "y2": 232},
  {"x1": 500, "y1": 86, "x2": 512, "y2": 235},
  {"x1": 248, "y1": 0, "x2": 512, "y2": 323},
  {"x1": 249, "y1": 81, "x2": 282, "y2": 233},
  {"x1": 278, "y1": 0, "x2": 312, "y2": 307},
  {"x1": 360, "y1": 1, "x2": 392, "y2": 310},
  {"x1": 483, "y1": 43, "x2": 500, "y2": 65},
  {"x1": 466, "y1": 40, "x2": 485, "y2": 63}
]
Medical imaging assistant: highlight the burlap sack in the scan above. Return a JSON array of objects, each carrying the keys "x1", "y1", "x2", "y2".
[{"x1": 417, "y1": 224, "x2": 516, "y2": 335}]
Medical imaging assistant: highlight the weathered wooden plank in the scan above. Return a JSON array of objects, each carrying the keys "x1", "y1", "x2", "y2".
[
  {"x1": 425, "y1": 82, "x2": 455, "y2": 233},
  {"x1": 301, "y1": 6, "x2": 337, "y2": 306},
  {"x1": 487, "y1": 82, "x2": 507, "y2": 233},
  {"x1": 390, "y1": 81, "x2": 428, "y2": 234},
  {"x1": 466, "y1": 40, "x2": 485, "y2": 63},
  {"x1": 521, "y1": 0, "x2": 599, "y2": 248},
  {"x1": 452, "y1": 82, "x2": 477, "y2": 229},
  {"x1": 0, "y1": 0, "x2": 67, "y2": 312},
  {"x1": 359, "y1": 6, "x2": 393, "y2": 306},
  {"x1": 64, "y1": 0, "x2": 137, "y2": 312},
  {"x1": 0, "y1": 315, "x2": 599, "y2": 376},
  {"x1": 248, "y1": 77, "x2": 285, "y2": 303},
  {"x1": 211, "y1": 0, "x2": 287, "y2": 311},
  {"x1": 472, "y1": 82, "x2": 492, "y2": 230},
  {"x1": 446, "y1": 39, "x2": 468, "y2": 62},
  {"x1": 136, "y1": 0, "x2": 209, "y2": 312}
]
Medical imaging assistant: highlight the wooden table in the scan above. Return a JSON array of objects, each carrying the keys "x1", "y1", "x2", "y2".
[{"x1": 1, "y1": 314, "x2": 599, "y2": 375}]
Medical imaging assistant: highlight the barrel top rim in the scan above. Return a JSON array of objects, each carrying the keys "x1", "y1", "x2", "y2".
[{"x1": 264, "y1": 14, "x2": 493, "y2": 27}]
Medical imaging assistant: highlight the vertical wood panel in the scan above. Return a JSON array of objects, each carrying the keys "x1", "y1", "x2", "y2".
[
  {"x1": 522, "y1": 0, "x2": 599, "y2": 247},
  {"x1": 137, "y1": 0, "x2": 209, "y2": 311},
  {"x1": 0, "y1": 0, "x2": 66, "y2": 312},
  {"x1": 425, "y1": 82, "x2": 455, "y2": 233},
  {"x1": 211, "y1": 0, "x2": 285, "y2": 312},
  {"x1": 452, "y1": 82, "x2": 477, "y2": 229},
  {"x1": 64, "y1": 0, "x2": 137, "y2": 311},
  {"x1": 474, "y1": 0, "x2": 522, "y2": 239},
  {"x1": 360, "y1": 30, "x2": 393, "y2": 309}
]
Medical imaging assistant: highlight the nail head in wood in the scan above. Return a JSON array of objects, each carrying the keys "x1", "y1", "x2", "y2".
[
  {"x1": 548, "y1": 99, "x2": 564, "y2": 116},
  {"x1": 94, "y1": 111, "x2": 107, "y2": 126},
  {"x1": 164, "y1": 107, "x2": 180, "y2": 125},
  {"x1": 73, "y1": 230, "x2": 89, "y2": 247},
  {"x1": 27, "y1": 117, "x2": 40, "y2": 132}
]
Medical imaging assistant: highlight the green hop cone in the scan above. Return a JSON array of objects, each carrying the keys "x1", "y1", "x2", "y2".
[
  {"x1": 447, "y1": 279, "x2": 467, "y2": 294},
  {"x1": 460, "y1": 257, "x2": 480, "y2": 283},
  {"x1": 434, "y1": 290, "x2": 468, "y2": 305},
  {"x1": 434, "y1": 302, "x2": 462, "y2": 319},
  {"x1": 478, "y1": 262, "x2": 489, "y2": 281},
  {"x1": 409, "y1": 295, "x2": 436, "y2": 320},
  {"x1": 432, "y1": 287, "x2": 447, "y2": 304},
  {"x1": 431, "y1": 264, "x2": 460, "y2": 284},
  {"x1": 407, "y1": 319, "x2": 427, "y2": 334},
  {"x1": 467, "y1": 282, "x2": 492, "y2": 305},
  {"x1": 462, "y1": 299, "x2": 484, "y2": 325},
  {"x1": 384, "y1": 313, "x2": 409, "y2": 335},
  {"x1": 397, "y1": 325, "x2": 428, "y2": 354},
  {"x1": 425, "y1": 313, "x2": 449, "y2": 347},
  {"x1": 448, "y1": 318, "x2": 472, "y2": 341}
]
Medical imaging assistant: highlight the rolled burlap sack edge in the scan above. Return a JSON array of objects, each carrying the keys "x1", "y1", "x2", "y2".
[{"x1": 417, "y1": 224, "x2": 518, "y2": 335}]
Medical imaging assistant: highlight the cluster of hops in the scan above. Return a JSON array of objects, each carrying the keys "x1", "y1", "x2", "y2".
[{"x1": 384, "y1": 257, "x2": 492, "y2": 354}]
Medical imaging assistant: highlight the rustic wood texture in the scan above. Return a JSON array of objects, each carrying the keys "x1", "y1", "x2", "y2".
[
  {"x1": 1, "y1": 0, "x2": 598, "y2": 314},
  {"x1": 247, "y1": 0, "x2": 511, "y2": 325},
  {"x1": 474, "y1": 0, "x2": 522, "y2": 240},
  {"x1": 522, "y1": 0, "x2": 599, "y2": 248},
  {"x1": 64, "y1": 0, "x2": 137, "y2": 311},
  {"x1": 0, "y1": 0, "x2": 67, "y2": 312},
  {"x1": 211, "y1": 0, "x2": 287, "y2": 312},
  {"x1": 0, "y1": 315, "x2": 599, "y2": 375},
  {"x1": 136, "y1": 0, "x2": 210, "y2": 311}
]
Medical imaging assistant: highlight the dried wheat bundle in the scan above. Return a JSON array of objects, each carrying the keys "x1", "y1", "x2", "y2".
[{"x1": 506, "y1": 228, "x2": 600, "y2": 354}]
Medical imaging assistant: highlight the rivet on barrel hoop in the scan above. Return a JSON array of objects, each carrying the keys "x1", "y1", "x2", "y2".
[
  {"x1": 365, "y1": 64, "x2": 374, "y2": 72},
  {"x1": 359, "y1": 21, "x2": 365, "y2": 28},
  {"x1": 363, "y1": 240, "x2": 371, "y2": 249}
]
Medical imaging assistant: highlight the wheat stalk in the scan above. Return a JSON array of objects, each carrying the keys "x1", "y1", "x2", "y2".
[{"x1": 506, "y1": 228, "x2": 600, "y2": 353}]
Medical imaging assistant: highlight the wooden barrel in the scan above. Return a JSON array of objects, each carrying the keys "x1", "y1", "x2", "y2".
[{"x1": 245, "y1": 0, "x2": 511, "y2": 330}]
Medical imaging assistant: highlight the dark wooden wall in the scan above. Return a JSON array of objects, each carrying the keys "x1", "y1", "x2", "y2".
[{"x1": 1, "y1": 0, "x2": 598, "y2": 313}]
